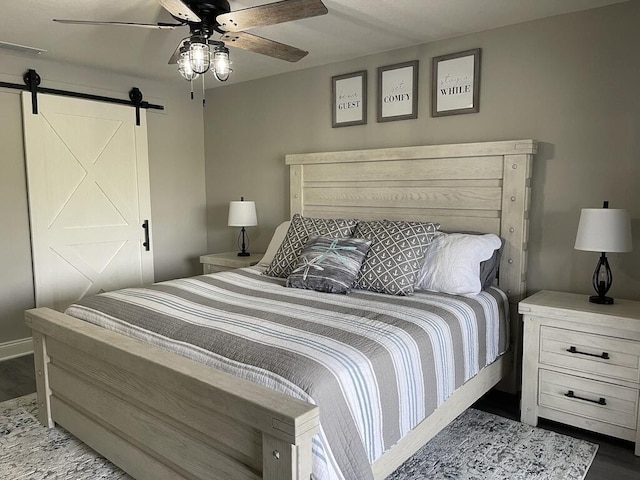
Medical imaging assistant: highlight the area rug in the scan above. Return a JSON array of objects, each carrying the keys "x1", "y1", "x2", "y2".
[
  {"x1": 386, "y1": 408, "x2": 598, "y2": 480},
  {"x1": 0, "y1": 394, "x2": 598, "y2": 480}
]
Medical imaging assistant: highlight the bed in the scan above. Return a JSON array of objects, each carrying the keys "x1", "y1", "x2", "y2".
[{"x1": 25, "y1": 139, "x2": 536, "y2": 480}]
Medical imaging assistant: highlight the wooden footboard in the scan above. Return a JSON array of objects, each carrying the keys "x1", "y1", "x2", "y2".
[
  {"x1": 27, "y1": 306, "x2": 510, "y2": 480},
  {"x1": 26, "y1": 307, "x2": 319, "y2": 480}
]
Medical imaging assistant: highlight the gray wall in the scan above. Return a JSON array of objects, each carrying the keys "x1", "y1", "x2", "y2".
[
  {"x1": 204, "y1": 1, "x2": 640, "y2": 301},
  {"x1": 0, "y1": 54, "x2": 207, "y2": 344}
]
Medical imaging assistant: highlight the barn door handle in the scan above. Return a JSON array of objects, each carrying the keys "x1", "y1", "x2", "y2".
[{"x1": 142, "y1": 220, "x2": 151, "y2": 251}]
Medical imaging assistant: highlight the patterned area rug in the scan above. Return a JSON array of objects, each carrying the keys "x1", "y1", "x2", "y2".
[
  {"x1": 387, "y1": 408, "x2": 598, "y2": 480},
  {"x1": 0, "y1": 394, "x2": 597, "y2": 480}
]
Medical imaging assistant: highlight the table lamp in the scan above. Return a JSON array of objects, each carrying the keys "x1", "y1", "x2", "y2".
[
  {"x1": 574, "y1": 201, "x2": 632, "y2": 304},
  {"x1": 228, "y1": 197, "x2": 258, "y2": 257}
]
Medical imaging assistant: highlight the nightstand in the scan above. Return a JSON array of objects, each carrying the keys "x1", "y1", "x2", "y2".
[
  {"x1": 199, "y1": 252, "x2": 264, "y2": 274},
  {"x1": 520, "y1": 290, "x2": 640, "y2": 456}
]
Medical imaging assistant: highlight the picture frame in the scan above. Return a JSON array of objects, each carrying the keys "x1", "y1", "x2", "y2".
[
  {"x1": 377, "y1": 60, "x2": 418, "y2": 122},
  {"x1": 431, "y1": 48, "x2": 481, "y2": 117},
  {"x1": 331, "y1": 70, "x2": 367, "y2": 127}
]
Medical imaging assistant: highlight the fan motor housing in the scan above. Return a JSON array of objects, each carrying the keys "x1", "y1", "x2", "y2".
[{"x1": 172, "y1": 0, "x2": 231, "y2": 35}]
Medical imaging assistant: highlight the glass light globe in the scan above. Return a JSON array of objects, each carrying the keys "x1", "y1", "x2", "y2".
[
  {"x1": 178, "y1": 51, "x2": 199, "y2": 81},
  {"x1": 189, "y1": 41, "x2": 210, "y2": 74},
  {"x1": 213, "y1": 48, "x2": 231, "y2": 82}
]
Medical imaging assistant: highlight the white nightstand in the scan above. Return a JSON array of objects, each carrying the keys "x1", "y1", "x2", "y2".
[
  {"x1": 199, "y1": 252, "x2": 264, "y2": 274},
  {"x1": 519, "y1": 290, "x2": 640, "y2": 455}
]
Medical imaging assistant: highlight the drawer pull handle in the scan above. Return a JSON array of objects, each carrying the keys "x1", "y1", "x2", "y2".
[
  {"x1": 566, "y1": 346, "x2": 609, "y2": 360},
  {"x1": 564, "y1": 390, "x2": 606, "y2": 406}
]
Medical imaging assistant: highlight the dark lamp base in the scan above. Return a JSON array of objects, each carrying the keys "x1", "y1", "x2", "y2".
[
  {"x1": 589, "y1": 295, "x2": 614, "y2": 305},
  {"x1": 237, "y1": 251, "x2": 250, "y2": 257}
]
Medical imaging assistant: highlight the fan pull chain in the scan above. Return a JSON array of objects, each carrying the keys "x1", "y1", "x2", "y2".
[
  {"x1": 190, "y1": 78, "x2": 194, "y2": 100},
  {"x1": 202, "y1": 74, "x2": 206, "y2": 108}
]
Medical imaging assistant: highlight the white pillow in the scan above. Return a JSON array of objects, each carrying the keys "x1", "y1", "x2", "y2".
[
  {"x1": 258, "y1": 221, "x2": 291, "y2": 266},
  {"x1": 415, "y1": 233, "x2": 502, "y2": 296}
]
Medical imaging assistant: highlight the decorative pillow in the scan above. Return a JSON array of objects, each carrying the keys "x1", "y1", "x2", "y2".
[
  {"x1": 264, "y1": 214, "x2": 358, "y2": 278},
  {"x1": 259, "y1": 221, "x2": 291, "y2": 267},
  {"x1": 353, "y1": 220, "x2": 440, "y2": 296},
  {"x1": 415, "y1": 233, "x2": 503, "y2": 296},
  {"x1": 286, "y1": 236, "x2": 372, "y2": 294}
]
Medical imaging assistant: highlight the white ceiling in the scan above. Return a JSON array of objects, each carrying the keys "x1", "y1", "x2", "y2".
[{"x1": 0, "y1": 0, "x2": 627, "y2": 88}]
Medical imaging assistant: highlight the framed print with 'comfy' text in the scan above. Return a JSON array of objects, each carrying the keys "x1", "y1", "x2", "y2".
[{"x1": 377, "y1": 60, "x2": 418, "y2": 122}]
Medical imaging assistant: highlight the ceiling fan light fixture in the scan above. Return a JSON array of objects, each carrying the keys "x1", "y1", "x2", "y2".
[
  {"x1": 53, "y1": 0, "x2": 329, "y2": 90},
  {"x1": 212, "y1": 45, "x2": 231, "y2": 82},
  {"x1": 188, "y1": 37, "x2": 211, "y2": 74},
  {"x1": 53, "y1": 0, "x2": 330, "y2": 90},
  {"x1": 177, "y1": 46, "x2": 199, "y2": 81}
]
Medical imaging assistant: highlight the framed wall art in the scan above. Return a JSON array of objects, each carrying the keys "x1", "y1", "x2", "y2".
[
  {"x1": 331, "y1": 70, "x2": 367, "y2": 127},
  {"x1": 377, "y1": 60, "x2": 418, "y2": 122},
  {"x1": 431, "y1": 48, "x2": 481, "y2": 117}
]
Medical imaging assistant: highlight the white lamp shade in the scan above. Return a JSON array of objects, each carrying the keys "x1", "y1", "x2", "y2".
[
  {"x1": 574, "y1": 208, "x2": 632, "y2": 253},
  {"x1": 228, "y1": 201, "x2": 257, "y2": 227}
]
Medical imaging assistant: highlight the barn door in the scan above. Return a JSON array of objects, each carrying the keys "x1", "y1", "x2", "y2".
[{"x1": 22, "y1": 92, "x2": 154, "y2": 311}]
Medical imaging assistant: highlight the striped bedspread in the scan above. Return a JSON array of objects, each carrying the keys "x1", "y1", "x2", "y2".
[{"x1": 65, "y1": 267, "x2": 509, "y2": 480}]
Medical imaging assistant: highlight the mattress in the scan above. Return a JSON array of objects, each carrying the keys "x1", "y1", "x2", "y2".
[{"x1": 65, "y1": 266, "x2": 509, "y2": 480}]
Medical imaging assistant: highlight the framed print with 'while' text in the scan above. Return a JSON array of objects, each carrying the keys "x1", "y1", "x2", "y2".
[{"x1": 432, "y1": 48, "x2": 481, "y2": 117}]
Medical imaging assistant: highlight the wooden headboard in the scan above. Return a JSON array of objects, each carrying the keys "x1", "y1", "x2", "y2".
[
  {"x1": 286, "y1": 139, "x2": 537, "y2": 389},
  {"x1": 286, "y1": 139, "x2": 536, "y2": 302}
]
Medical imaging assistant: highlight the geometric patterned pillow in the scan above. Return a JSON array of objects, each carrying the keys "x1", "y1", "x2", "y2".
[
  {"x1": 264, "y1": 214, "x2": 359, "y2": 278},
  {"x1": 353, "y1": 220, "x2": 440, "y2": 295},
  {"x1": 286, "y1": 236, "x2": 372, "y2": 294}
]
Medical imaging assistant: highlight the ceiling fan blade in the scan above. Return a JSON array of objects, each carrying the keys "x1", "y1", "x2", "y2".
[
  {"x1": 217, "y1": 0, "x2": 328, "y2": 32},
  {"x1": 221, "y1": 32, "x2": 308, "y2": 62},
  {"x1": 168, "y1": 38, "x2": 190, "y2": 64},
  {"x1": 53, "y1": 19, "x2": 182, "y2": 30},
  {"x1": 157, "y1": 0, "x2": 201, "y2": 23}
]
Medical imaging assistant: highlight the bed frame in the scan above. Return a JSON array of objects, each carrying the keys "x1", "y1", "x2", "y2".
[{"x1": 26, "y1": 139, "x2": 536, "y2": 480}]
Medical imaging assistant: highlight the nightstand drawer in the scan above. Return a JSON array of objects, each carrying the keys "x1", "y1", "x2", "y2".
[
  {"x1": 539, "y1": 369, "x2": 638, "y2": 429},
  {"x1": 540, "y1": 326, "x2": 640, "y2": 382}
]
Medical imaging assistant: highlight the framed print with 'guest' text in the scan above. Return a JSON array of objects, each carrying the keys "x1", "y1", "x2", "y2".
[{"x1": 332, "y1": 70, "x2": 367, "y2": 127}]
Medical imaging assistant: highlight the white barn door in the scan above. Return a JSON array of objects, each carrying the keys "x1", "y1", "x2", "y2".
[{"x1": 22, "y1": 93, "x2": 154, "y2": 311}]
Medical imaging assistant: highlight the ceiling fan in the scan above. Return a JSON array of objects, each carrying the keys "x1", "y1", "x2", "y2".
[{"x1": 54, "y1": 0, "x2": 328, "y2": 83}]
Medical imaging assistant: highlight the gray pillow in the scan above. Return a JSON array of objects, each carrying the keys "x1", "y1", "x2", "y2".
[
  {"x1": 353, "y1": 220, "x2": 439, "y2": 296},
  {"x1": 264, "y1": 214, "x2": 359, "y2": 279},
  {"x1": 287, "y1": 236, "x2": 372, "y2": 294},
  {"x1": 480, "y1": 238, "x2": 504, "y2": 289}
]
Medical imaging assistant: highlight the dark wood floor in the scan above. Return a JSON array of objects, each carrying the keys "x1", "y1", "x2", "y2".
[
  {"x1": 1, "y1": 355, "x2": 639, "y2": 479},
  {"x1": 0, "y1": 354, "x2": 36, "y2": 402}
]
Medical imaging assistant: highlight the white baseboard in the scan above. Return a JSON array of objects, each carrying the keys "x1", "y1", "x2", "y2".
[{"x1": 0, "y1": 337, "x2": 33, "y2": 361}]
